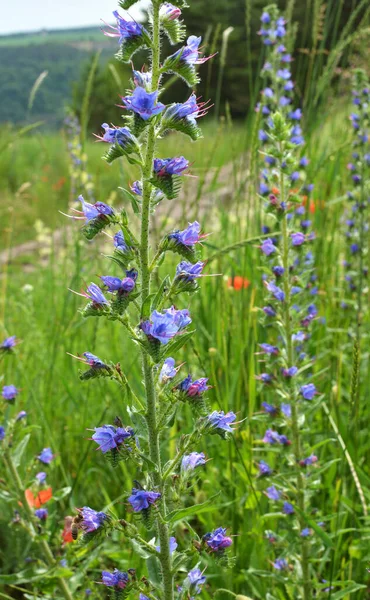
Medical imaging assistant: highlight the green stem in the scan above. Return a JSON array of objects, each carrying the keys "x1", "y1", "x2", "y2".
[
  {"x1": 138, "y1": 2, "x2": 173, "y2": 598},
  {"x1": 3, "y1": 452, "x2": 73, "y2": 600},
  {"x1": 279, "y1": 161, "x2": 311, "y2": 600}
]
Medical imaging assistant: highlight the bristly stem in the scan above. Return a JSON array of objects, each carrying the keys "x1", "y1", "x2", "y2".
[
  {"x1": 3, "y1": 451, "x2": 74, "y2": 600},
  {"x1": 279, "y1": 157, "x2": 311, "y2": 600},
  {"x1": 138, "y1": 1, "x2": 174, "y2": 598}
]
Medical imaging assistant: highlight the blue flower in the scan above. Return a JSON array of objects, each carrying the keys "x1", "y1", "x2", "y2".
[
  {"x1": 291, "y1": 232, "x2": 305, "y2": 246},
  {"x1": 37, "y1": 448, "x2": 54, "y2": 464},
  {"x1": 204, "y1": 527, "x2": 232, "y2": 551},
  {"x1": 301, "y1": 527, "x2": 311, "y2": 537},
  {"x1": 166, "y1": 93, "x2": 209, "y2": 124},
  {"x1": 159, "y1": 357, "x2": 177, "y2": 382},
  {"x1": 262, "y1": 429, "x2": 290, "y2": 445},
  {"x1": 2, "y1": 384, "x2": 19, "y2": 401},
  {"x1": 299, "y1": 453, "x2": 318, "y2": 467},
  {"x1": 35, "y1": 508, "x2": 48, "y2": 520},
  {"x1": 263, "y1": 305, "x2": 276, "y2": 317},
  {"x1": 182, "y1": 452, "x2": 206, "y2": 471},
  {"x1": 276, "y1": 68, "x2": 291, "y2": 80},
  {"x1": 141, "y1": 307, "x2": 191, "y2": 344},
  {"x1": 154, "y1": 156, "x2": 189, "y2": 176},
  {"x1": 262, "y1": 402, "x2": 278, "y2": 416},
  {"x1": 257, "y1": 373, "x2": 273, "y2": 383},
  {"x1": 266, "y1": 282, "x2": 285, "y2": 302},
  {"x1": 169, "y1": 221, "x2": 204, "y2": 246},
  {"x1": 300, "y1": 383, "x2": 317, "y2": 400},
  {"x1": 122, "y1": 87, "x2": 165, "y2": 121},
  {"x1": 281, "y1": 403, "x2": 292, "y2": 418},
  {"x1": 104, "y1": 11, "x2": 143, "y2": 43},
  {"x1": 97, "y1": 124, "x2": 136, "y2": 148},
  {"x1": 175, "y1": 260, "x2": 205, "y2": 281},
  {"x1": 16, "y1": 411, "x2": 27, "y2": 421},
  {"x1": 282, "y1": 366, "x2": 298, "y2": 378},
  {"x1": 260, "y1": 11, "x2": 270, "y2": 24},
  {"x1": 273, "y1": 558, "x2": 288, "y2": 570},
  {"x1": 265, "y1": 485, "x2": 281, "y2": 500},
  {"x1": 282, "y1": 502, "x2": 294, "y2": 515},
  {"x1": 133, "y1": 69, "x2": 152, "y2": 88},
  {"x1": 289, "y1": 108, "x2": 302, "y2": 120},
  {"x1": 156, "y1": 536, "x2": 178, "y2": 554},
  {"x1": 84, "y1": 283, "x2": 108, "y2": 306},
  {"x1": 92, "y1": 425, "x2": 134, "y2": 453},
  {"x1": 173, "y1": 35, "x2": 208, "y2": 65},
  {"x1": 260, "y1": 238, "x2": 277, "y2": 255},
  {"x1": 259, "y1": 343, "x2": 279, "y2": 355},
  {"x1": 100, "y1": 274, "x2": 136, "y2": 294},
  {"x1": 113, "y1": 231, "x2": 128, "y2": 252},
  {"x1": 101, "y1": 569, "x2": 128, "y2": 589},
  {"x1": 273, "y1": 265, "x2": 285, "y2": 277},
  {"x1": 258, "y1": 460, "x2": 272, "y2": 476},
  {"x1": 36, "y1": 472, "x2": 47, "y2": 484},
  {"x1": 1, "y1": 335, "x2": 18, "y2": 350},
  {"x1": 178, "y1": 375, "x2": 209, "y2": 396},
  {"x1": 186, "y1": 567, "x2": 206, "y2": 592},
  {"x1": 207, "y1": 411, "x2": 236, "y2": 432},
  {"x1": 70, "y1": 196, "x2": 114, "y2": 222},
  {"x1": 80, "y1": 507, "x2": 108, "y2": 532},
  {"x1": 0, "y1": 426, "x2": 5, "y2": 441},
  {"x1": 128, "y1": 488, "x2": 161, "y2": 512}
]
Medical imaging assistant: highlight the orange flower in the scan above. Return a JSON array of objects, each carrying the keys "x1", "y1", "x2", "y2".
[
  {"x1": 25, "y1": 487, "x2": 53, "y2": 508},
  {"x1": 227, "y1": 276, "x2": 250, "y2": 291},
  {"x1": 271, "y1": 187, "x2": 280, "y2": 195}
]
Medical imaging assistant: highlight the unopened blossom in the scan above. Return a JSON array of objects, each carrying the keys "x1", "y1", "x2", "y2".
[
  {"x1": 16, "y1": 411, "x2": 27, "y2": 421},
  {"x1": 282, "y1": 502, "x2": 294, "y2": 515},
  {"x1": 177, "y1": 375, "x2": 209, "y2": 396},
  {"x1": 100, "y1": 273, "x2": 136, "y2": 294},
  {"x1": 160, "y1": 2, "x2": 182, "y2": 20},
  {"x1": 258, "y1": 460, "x2": 272, "y2": 476},
  {"x1": 299, "y1": 453, "x2": 318, "y2": 467},
  {"x1": 113, "y1": 231, "x2": 128, "y2": 252},
  {"x1": 128, "y1": 488, "x2": 161, "y2": 512},
  {"x1": 259, "y1": 343, "x2": 279, "y2": 355}
]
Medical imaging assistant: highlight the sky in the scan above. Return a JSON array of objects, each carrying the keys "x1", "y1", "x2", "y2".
[{"x1": 0, "y1": 0, "x2": 151, "y2": 35}]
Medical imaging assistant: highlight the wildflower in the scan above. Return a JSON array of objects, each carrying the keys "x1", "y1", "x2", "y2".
[
  {"x1": 299, "y1": 453, "x2": 318, "y2": 467},
  {"x1": 182, "y1": 452, "x2": 206, "y2": 471},
  {"x1": 2, "y1": 384, "x2": 19, "y2": 401},
  {"x1": 273, "y1": 265, "x2": 285, "y2": 277},
  {"x1": 101, "y1": 569, "x2": 129, "y2": 588},
  {"x1": 159, "y1": 2, "x2": 182, "y2": 20},
  {"x1": 282, "y1": 502, "x2": 294, "y2": 515},
  {"x1": 0, "y1": 426, "x2": 5, "y2": 441},
  {"x1": 16, "y1": 411, "x2": 27, "y2": 421},
  {"x1": 165, "y1": 93, "x2": 209, "y2": 124},
  {"x1": 81, "y1": 352, "x2": 108, "y2": 369},
  {"x1": 291, "y1": 232, "x2": 305, "y2": 246},
  {"x1": 187, "y1": 567, "x2": 206, "y2": 592},
  {"x1": 100, "y1": 274, "x2": 136, "y2": 294},
  {"x1": 91, "y1": 424, "x2": 134, "y2": 453},
  {"x1": 204, "y1": 527, "x2": 232, "y2": 551},
  {"x1": 68, "y1": 196, "x2": 114, "y2": 222},
  {"x1": 301, "y1": 527, "x2": 311, "y2": 537},
  {"x1": 260, "y1": 238, "x2": 277, "y2": 255},
  {"x1": 153, "y1": 156, "x2": 189, "y2": 176},
  {"x1": 128, "y1": 489, "x2": 161, "y2": 512},
  {"x1": 207, "y1": 410, "x2": 237, "y2": 432},
  {"x1": 0, "y1": 335, "x2": 18, "y2": 350},
  {"x1": 37, "y1": 448, "x2": 54, "y2": 464},
  {"x1": 35, "y1": 508, "x2": 48, "y2": 520},
  {"x1": 133, "y1": 69, "x2": 152, "y2": 88},
  {"x1": 104, "y1": 11, "x2": 143, "y2": 43},
  {"x1": 262, "y1": 402, "x2": 278, "y2": 416},
  {"x1": 265, "y1": 486, "x2": 282, "y2": 501},
  {"x1": 159, "y1": 357, "x2": 177, "y2": 382},
  {"x1": 177, "y1": 375, "x2": 209, "y2": 396},
  {"x1": 141, "y1": 307, "x2": 191, "y2": 344},
  {"x1": 273, "y1": 558, "x2": 288, "y2": 570},
  {"x1": 80, "y1": 507, "x2": 108, "y2": 532},
  {"x1": 258, "y1": 460, "x2": 272, "y2": 476},
  {"x1": 83, "y1": 283, "x2": 108, "y2": 306},
  {"x1": 156, "y1": 536, "x2": 178, "y2": 554},
  {"x1": 262, "y1": 429, "x2": 290, "y2": 445},
  {"x1": 175, "y1": 260, "x2": 205, "y2": 281},
  {"x1": 227, "y1": 275, "x2": 250, "y2": 290},
  {"x1": 282, "y1": 366, "x2": 298, "y2": 377},
  {"x1": 300, "y1": 383, "x2": 317, "y2": 400},
  {"x1": 281, "y1": 403, "x2": 291, "y2": 418},
  {"x1": 266, "y1": 281, "x2": 285, "y2": 302},
  {"x1": 257, "y1": 373, "x2": 273, "y2": 384},
  {"x1": 259, "y1": 343, "x2": 279, "y2": 355},
  {"x1": 97, "y1": 123, "x2": 136, "y2": 148},
  {"x1": 114, "y1": 231, "x2": 128, "y2": 252},
  {"x1": 173, "y1": 35, "x2": 211, "y2": 65},
  {"x1": 169, "y1": 221, "x2": 205, "y2": 246},
  {"x1": 122, "y1": 87, "x2": 165, "y2": 120},
  {"x1": 36, "y1": 472, "x2": 47, "y2": 484}
]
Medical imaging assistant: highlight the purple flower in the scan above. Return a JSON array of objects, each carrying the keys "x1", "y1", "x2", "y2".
[
  {"x1": 0, "y1": 426, "x2": 5, "y2": 441},
  {"x1": 262, "y1": 402, "x2": 278, "y2": 416},
  {"x1": 173, "y1": 35, "x2": 211, "y2": 65},
  {"x1": 101, "y1": 569, "x2": 129, "y2": 589},
  {"x1": 92, "y1": 425, "x2": 134, "y2": 453},
  {"x1": 97, "y1": 123, "x2": 135, "y2": 147},
  {"x1": 35, "y1": 508, "x2": 48, "y2": 520},
  {"x1": 1, "y1": 335, "x2": 18, "y2": 350},
  {"x1": 257, "y1": 373, "x2": 273, "y2": 383},
  {"x1": 186, "y1": 567, "x2": 206, "y2": 592},
  {"x1": 113, "y1": 231, "x2": 128, "y2": 252},
  {"x1": 276, "y1": 68, "x2": 291, "y2": 80},
  {"x1": 169, "y1": 221, "x2": 204, "y2": 246},
  {"x1": 282, "y1": 502, "x2": 294, "y2": 515},
  {"x1": 36, "y1": 472, "x2": 47, "y2": 484},
  {"x1": 261, "y1": 11, "x2": 270, "y2": 24},
  {"x1": 207, "y1": 411, "x2": 237, "y2": 432},
  {"x1": 301, "y1": 527, "x2": 311, "y2": 537},
  {"x1": 289, "y1": 108, "x2": 302, "y2": 120},
  {"x1": 281, "y1": 403, "x2": 291, "y2": 418},
  {"x1": 133, "y1": 69, "x2": 152, "y2": 88},
  {"x1": 16, "y1": 411, "x2": 27, "y2": 421},
  {"x1": 156, "y1": 536, "x2": 178, "y2": 554},
  {"x1": 300, "y1": 453, "x2": 318, "y2": 467},
  {"x1": 273, "y1": 265, "x2": 284, "y2": 277},
  {"x1": 182, "y1": 452, "x2": 206, "y2": 471},
  {"x1": 80, "y1": 507, "x2": 108, "y2": 532},
  {"x1": 260, "y1": 238, "x2": 277, "y2": 256},
  {"x1": 266, "y1": 282, "x2": 285, "y2": 302},
  {"x1": 204, "y1": 527, "x2": 232, "y2": 551},
  {"x1": 104, "y1": 11, "x2": 143, "y2": 43},
  {"x1": 175, "y1": 261, "x2": 205, "y2": 281},
  {"x1": 178, "y1": 376, "x2": 209, "y2": 396},
  {"x1": 263, "y1": 306, "x2": 276, "y2": 317},
  {"x1": 259, "y1": 343, "x2": 279, "y2": 355},
  {"x1": 69, "y1": 196, "x2": 114, "y2": 222},
  {"x1": 100, "y1": 274, "x2": 136, "y2": 294},
  {"x1": 84, "y1": 283, "x2": 108, "y2": 306},
  {"x1": 159, "y1": 357, "x2": 177, "y2": 382},
  {"x1": 292, "y1": 331, "x2": 306, "y2": 343},
  {"x1": 166, "y1": 93, "x2": 209, "y2": 124},
  {"x1": 141, "y1": 307, "x2": 191, "y2": 344},
  {"x1": 273, "y1": 558, "x2": 288, "y2": 570},
  {"x1": 122, "y1": 87, "x2": 165, "y2": 121},
  {"x1": 265, "y1": 486, "x2": 282, "y2": 501},
  {"x1": 80, "y1": 352, "x2": 108, "y2": 370},
  {"x1": 2, "y1": 384, "x2": 19, "y2": 401},
  {"x1": 300, "y1": 383, "x2": 317, "y2": 400},
  {"x1": 300, "y1": 156, "x2": 309, "y2": 167},
  {"x1": 128, "y1": 488, "x2": 161, "y2": 512},
  {"x1": 262, "y1": 429, "x2": 290, "y2": 445},
  {"x1": 259, "y1": 129, "x2": 268, "y2": 143},
  {"x1": 37, "y1": 448, "x2": 54, "y2": 464},
  {"x1": 291, "y1": 232, "x2": 305, "y2": 246},
  {"x1": 154, "y1": 156, "x2": 189, "y2": 176},
  {"x1": 258, "y1": 460, "x2": 272, "y2": 476}
]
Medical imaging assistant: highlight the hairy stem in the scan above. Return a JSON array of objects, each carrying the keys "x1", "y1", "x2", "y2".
[
  {"x1": 138, "y1": 2, "x2": 174, "y2": 597},
  {"x1": 279, "y1": 162, "x2": 311, "y2": 600},
  {"x1": 3, "y1": 452, "x2": 73, "y2": 600}
]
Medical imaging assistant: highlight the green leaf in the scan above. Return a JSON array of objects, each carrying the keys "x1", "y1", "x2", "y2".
[
  {"x1": 166, "y1": 492, "x2": 221, "y2": 523},
  {"x1": 12, "y1": 434, "x2": 31, "y2": 467},
  {"x1": 0, "y1": 567, "x2": 49, "y2": 585},
  {"x1": 161, "y1": 331, "x2": 194, "y2": 359},
  {"x1": 151, "y1": 275, "x2": 170, "y2": 312},
  {"x1": 127, "y1": 406, "x2": 148, "y2": 440},
  {"x1": 130, "y1": 538, "x2": 151, "y2": 559},
  {"x1": 330, "y1": 584, "x2": 367, "y2": 599},
  {"x1": 293, "y1": 504, "x2": 334, "y2": 548},
  {"x1": 146, "y1": 555, "x2": 162, "y2": 585},
  {"x1": 53, "y1": 486, "x2": 72, "y2": 501},
  {"x1": 141, "y1": 293, "x2": 156, "y2": 320}
]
